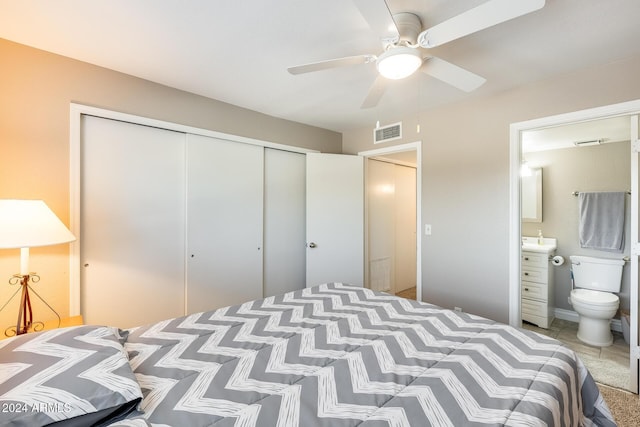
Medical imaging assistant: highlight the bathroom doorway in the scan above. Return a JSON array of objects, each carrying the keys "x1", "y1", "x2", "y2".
[{"x1": 509, "y1": 100, "x2": 640, "y2": 394}]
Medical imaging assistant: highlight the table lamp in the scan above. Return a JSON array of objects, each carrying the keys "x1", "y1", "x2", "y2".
[{"x1": 0, "y1": 199, "x2": 76, "y2": 336}]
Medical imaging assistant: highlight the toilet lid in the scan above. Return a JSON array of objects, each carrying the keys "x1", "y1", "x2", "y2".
[{"x1": 572, "y1": 288, "x2": 619, "y2": 305}]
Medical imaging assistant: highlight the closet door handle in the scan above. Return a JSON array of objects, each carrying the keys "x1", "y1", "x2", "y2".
[{"x1": 308, "y1": 242, "x2": 317, "y2": 248}]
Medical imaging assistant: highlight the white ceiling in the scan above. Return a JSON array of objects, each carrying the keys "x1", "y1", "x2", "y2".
[{"x1": 1, "y1": 0, "x2": 639, "y2": 133}]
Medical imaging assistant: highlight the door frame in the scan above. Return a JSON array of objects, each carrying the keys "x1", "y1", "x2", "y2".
[
  {"x1": 359, "y1": 141, "x2": 422, "y2": 301},
  {"x1": 509, "y1": 99, "x2": 640, "y2": 393}
]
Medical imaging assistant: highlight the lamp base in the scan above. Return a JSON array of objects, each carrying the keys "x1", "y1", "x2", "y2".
[{"x1": 0, "y1": 273, "x2": 60, "y2": 337}]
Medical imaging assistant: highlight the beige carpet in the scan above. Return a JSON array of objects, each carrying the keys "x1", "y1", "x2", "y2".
[
  {"x1": 395, "y1": 287, "x2": 416, "y2": 300},
  {"x1": 598, "y1": 383, "x2": 640, "y2": 426}
]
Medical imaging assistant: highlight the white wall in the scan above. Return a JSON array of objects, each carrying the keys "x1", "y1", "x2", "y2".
[{"x1": 343, "y1": 55, "x2": 640, "y2": 323}]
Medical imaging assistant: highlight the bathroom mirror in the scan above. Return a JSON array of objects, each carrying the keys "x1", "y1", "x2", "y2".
[{"x1": 522, "y1": 167, "x2": 542, "y2": 222}]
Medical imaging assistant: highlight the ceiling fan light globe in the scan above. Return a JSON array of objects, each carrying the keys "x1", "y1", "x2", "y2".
[{"x1": 376, "y1": 47, "x2": 422, "y2": 80}]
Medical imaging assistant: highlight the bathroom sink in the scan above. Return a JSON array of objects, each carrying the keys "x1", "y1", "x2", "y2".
[{"x1": 522, "y1": 237, "x2": 557, "y2": 254}]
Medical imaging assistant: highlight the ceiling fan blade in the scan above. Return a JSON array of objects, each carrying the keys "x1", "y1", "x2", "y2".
[
  {"x1": 288, "y1": 55, "x2": 375, "y2": 75},
  {"x1": 352, "y1": 0, "x2": 399, "y2": 41},
  {"x1": 421, "y1": 57, "x2": 486, "y2": 92},
  {"x1": 361, "y1": 75, "x2": 389, "y2": 109},
  {"x1": 417, "y1": 0, "x2": 545, "y2": 48}
]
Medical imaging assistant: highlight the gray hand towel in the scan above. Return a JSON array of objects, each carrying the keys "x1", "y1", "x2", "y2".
[{"x1": 578, "y1": 191, "x2": 625, "y2": 252}]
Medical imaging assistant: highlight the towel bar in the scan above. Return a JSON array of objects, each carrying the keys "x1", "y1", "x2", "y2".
[{"x1": 572, "y1": 190, "x2": 631, "y2": 196}]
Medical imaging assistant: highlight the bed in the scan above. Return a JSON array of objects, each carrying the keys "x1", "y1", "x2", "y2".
[{"x1": 0, "y1": 283, "x2": 616, "y2": 426}]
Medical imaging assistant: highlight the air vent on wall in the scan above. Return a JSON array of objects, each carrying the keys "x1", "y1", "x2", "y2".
[
  {"x1": 374, "y1": 121, "x2": 402, "y2": 144},
  {"x1": 573, "y1": 139, "x2": 604, "y2": 147}
]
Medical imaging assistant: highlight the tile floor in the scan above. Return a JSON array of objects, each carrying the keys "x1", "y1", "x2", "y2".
[
  {"x1": 522, "y1": 318, "x2": 629, "y2": 363},
  {"x1": 523, "y1": 318, "x2": 631, "y2": 390}
]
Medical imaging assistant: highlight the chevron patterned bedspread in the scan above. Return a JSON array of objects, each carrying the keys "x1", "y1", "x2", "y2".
[{"x1": 94, "y1": 282, "x2": 613, "y2": 427}]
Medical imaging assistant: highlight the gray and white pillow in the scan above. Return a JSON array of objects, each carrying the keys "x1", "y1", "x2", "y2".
[{"x1": 0, "y1": 325, "x2": 143, "y2": 426}]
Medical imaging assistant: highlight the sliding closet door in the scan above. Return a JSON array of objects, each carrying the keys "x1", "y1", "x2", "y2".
[
  {"x1": 81, "y1": 116, "x2": 186, "y2": 328},
  {"x1": 394, "y1": 164, "x2": 417, "y2": 293},
  {"x1": 366, "y1": 160, "x2": 417, "y2": 294},
  {"x1": 263, "y1": 148, "x2": 306, "y2": 297},
  {"x1": 186, "y1": 134, "x2": 264, "y2": 313},
  {"x1": 367, "y1": 159, "x2": 395, "y2": 293}
]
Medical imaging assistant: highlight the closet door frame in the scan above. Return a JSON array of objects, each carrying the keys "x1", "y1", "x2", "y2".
[{"x1": 69, "y1": 103, "x2": 317, "y2": 316}]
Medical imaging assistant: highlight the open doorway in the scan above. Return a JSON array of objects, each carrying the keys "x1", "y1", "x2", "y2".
[
  {"x1": 520, "y1": 116, "x2": 631, "y2": 391},
  {"x1": 359, "y1": 142, "x2": 422, "y2": 301},
  {"x1": 509, "y1": 100, "x2": 640, "y2": 394}
]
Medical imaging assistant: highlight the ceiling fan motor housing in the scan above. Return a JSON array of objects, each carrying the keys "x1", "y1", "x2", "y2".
[{"x1": 392, "y1": 12, "x2": 422, "y2": 46}]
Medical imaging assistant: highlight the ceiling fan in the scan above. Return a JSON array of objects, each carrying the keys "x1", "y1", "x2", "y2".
[{"x1": 287, "y1": 0, "x2": 545, "y2": 108}]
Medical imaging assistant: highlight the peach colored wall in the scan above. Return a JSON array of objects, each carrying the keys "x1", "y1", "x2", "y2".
[{"x1": 0, "y1": 38, "x2": 341, "y2": 330}]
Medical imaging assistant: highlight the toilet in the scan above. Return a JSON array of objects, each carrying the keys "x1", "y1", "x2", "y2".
[{"x1": 569, "y1": 255, "x2": 624, "y2": 347}]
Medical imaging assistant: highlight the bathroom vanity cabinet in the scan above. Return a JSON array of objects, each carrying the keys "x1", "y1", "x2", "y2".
[{"x1": 521, "y1": 250, "x2": 555, "y2": 328}]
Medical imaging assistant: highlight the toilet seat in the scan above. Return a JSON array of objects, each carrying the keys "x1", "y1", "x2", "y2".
[{"x1": 571, "y1": 288, "x2": 619, "y2": 308}]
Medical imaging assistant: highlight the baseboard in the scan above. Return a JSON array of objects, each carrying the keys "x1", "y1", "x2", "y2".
[{"x1": 554, "y1": 308, "x2": 623, "y2": 332}]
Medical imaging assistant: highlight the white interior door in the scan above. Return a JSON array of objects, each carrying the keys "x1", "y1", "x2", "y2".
[
  {"x1": 630, "y1": 114, "x2": 639, "y2": 394},
  {"x1": 186, "y1": 134, "x2": 264, "y2": 313},
  {"x1": 306, "y1": 153, "x2": 364, "y2": 287},
  {"x1": 81, "y1": 116, "x2": 186, "y2": 328}
]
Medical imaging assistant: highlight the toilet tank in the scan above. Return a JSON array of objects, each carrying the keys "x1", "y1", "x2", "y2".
[{"x1": 570, "y1": 255, "x2": 625, "y2": 292}]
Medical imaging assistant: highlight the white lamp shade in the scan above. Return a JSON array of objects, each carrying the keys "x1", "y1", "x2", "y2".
[
  {"x1": 0, "y1": 199, "x2": 76, "y2": 249},
  {"x1": 376, "y1": 47, "x2": 423, "y2": 80}
]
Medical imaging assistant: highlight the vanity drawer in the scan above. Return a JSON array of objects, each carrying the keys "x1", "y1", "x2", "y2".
[
  {"x1": 521, "y1": 281, "x2": 547, "y2": 301},
  {"x1": 521, "y1": 266, "x2": 547, "y2": 284},
  {"x1": 522, "y1": 311, "x2": 550, "y2": 329},
  {"x1": 521, "y1": 251, "x2": 548, "y2": 268},
  {"x1": 521, "y1": 297, "x2": 547, "y2": 317}
]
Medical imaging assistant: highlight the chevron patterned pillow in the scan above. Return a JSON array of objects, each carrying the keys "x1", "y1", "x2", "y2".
[{"x1": 0, "y1": 325, "x2": 143, "y2": 426}]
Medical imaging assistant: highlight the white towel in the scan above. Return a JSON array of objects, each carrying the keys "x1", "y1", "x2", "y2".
[{"x1": 578, "y1": 191, "x2": 625, "y2": 253}]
